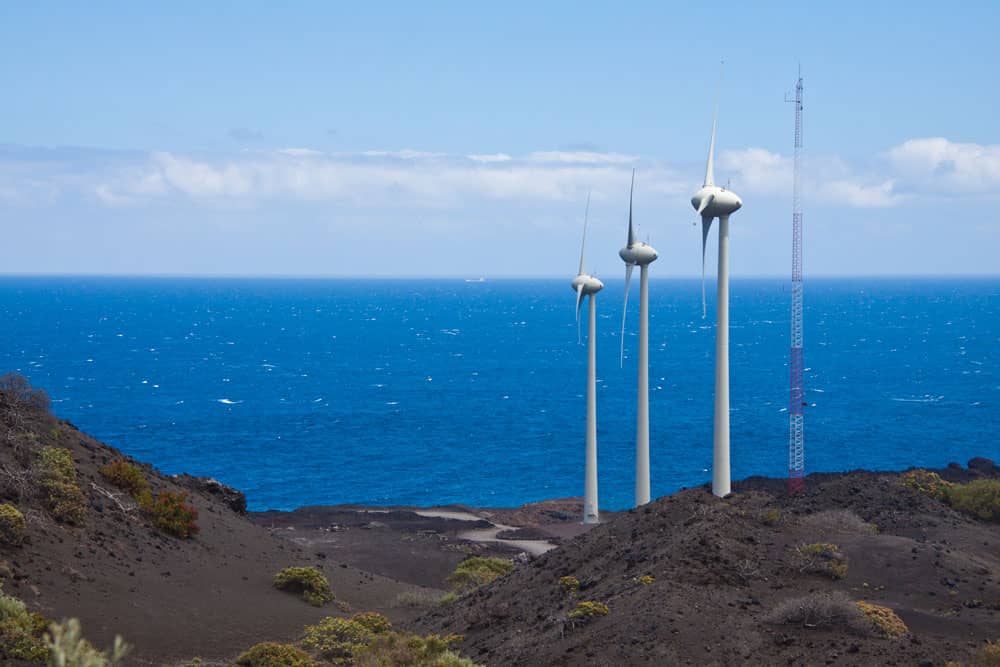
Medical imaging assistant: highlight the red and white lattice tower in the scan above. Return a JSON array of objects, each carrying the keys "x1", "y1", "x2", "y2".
[{"x1": 788, "y1": 71, "x2": 805, "y2": 494}]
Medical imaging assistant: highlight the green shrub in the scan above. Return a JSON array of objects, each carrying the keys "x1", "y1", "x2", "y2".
[
  {"x1": 150, "y1": 491, "x2": 199, "y2": 538},
  {"x1": 568, "y1": 601, "x2": 609, "y2": 620},
  {"x1": 901, "y1": 469, "x2": 953, "y2": 500},
  {"x1": 273, "y1": 567, "x2": 333, "y2": 606},
  {"x1": 44, "y1": 617, "x2": 129, "y2": 667},
  {"x1": 0, "y1": 590, "x2": 49, "y2": 661},
  {"x1": 233, "y1": 642, "x2": 316, "y2": 667},
  {"x1": 437, "y1": 592, "x2": 458, "y2": 606},
  {"x1": 945, "y1": 480, "x2": 1000, "y2": 522},
  {"x1": 98, "y1": 460, "x2": 149, "y2": 499},
  {"x1": 351, "y1": 612, "x2": 392, "y2": 635},
  {"x1": 857, "y1": 601, "x2": 908, "y2": 638},
  {"x1": 761, "y1": 507, "x2": 781, "y2": 526},
  {"x1": 0, "y1": 504, "x2": 26, "y2": 547},
  {"x1": 35, "y1": 447, "x2": 87, "y2": 524},
  {"x1": 302, "y1": 614, "x2": 388, "y2": 663},
  {"x1": 446, "y1": 557, "x2": 513, "y2": 592},
  {"x1": 559, "y1": 576, "x2": 580, "y2": 593},
  {"x1": 353, "y1": 632, "x2": 480, "y2": 667},
  {"x1": 636, "y1": 574, "x2": 655, "y2": 586},
  {"x1": 790, "y1": 542, "x2": 848, "y2": 579}
]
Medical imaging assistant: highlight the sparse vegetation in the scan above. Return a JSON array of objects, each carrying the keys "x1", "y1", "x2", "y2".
[
  {"x1": 0, "y1": 504, "x2": 26, "y2": 546},
  {"x1": 0, "y1": 589, "x2": 49, "y2": 662},
  {"x1": 446, "y1": 557, "x2": 513, "y2": 592},
  {"x1": 44, "y1": 618, "x2": 129, "y2": 666},
  {"x1": 636, "y1": 575, "x2": 655, "y2": 586},
  {"x1": 765, "y1": 591, "x2": 871, "y2": 634},
  {"x1": 567, "y1": 601, "x2": 609, "y2": 621},
  {"x1": 945, "y1": 479, "x2": 1000, "y2": 522},
  {"x1": 901, "y1": 469, "x2": 953, "y2": 500},
  {"x1": 302, "y1": 614, "x2": 391, "y2": 663},
  {"x1": 558, "y1": 576, "x2": 580, "y2": 593},
  {"x1": 35, "y1": 446, "x2": 87, "y2": 524},
  {"x1": 393, "y1": 590, "x2": 440, "y2": 609},
  {"x1": 790, "y1": 542, "x2": 848, "y2": 579},
  {"x1": 799, "y1": 509, "x2": 878, "y2": 535},
  {"x1": 857, "y1": 601, "x2": 908, "y2": 638},
  {"x1": 968, "y1": 639, "x2": 1000, "y2": 666},
  {"x1": 98, "y1": 460, "x2": 151, "y2": 503},
  {"x1": 437, "y1": 592, "x2": 458, "y2": 606},
  {"x1": 354, "y1": 632, "x2": 479, "y2": 667},
  {"x1": 149, "y1": 491, "x2": 199, "y2": 538},
  {"x1": 233, "y1": 642, "x2": 316, "y2": 667},
  {"x1": 273, "y1": 567, "x2": 334, "y2": 607},
  {"x1": 761, "y1": 507, "x2": 782, "y2": 526}
]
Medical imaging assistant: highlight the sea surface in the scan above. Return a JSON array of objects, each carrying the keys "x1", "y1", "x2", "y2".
[{"x1": 0, "y1": 277, "x2": 996, "y2": 511}]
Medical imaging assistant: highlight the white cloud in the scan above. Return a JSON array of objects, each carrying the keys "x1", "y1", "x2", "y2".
[
  {"x1": 360, "y1": 149, "x2": 445, "y2": 160},
  {"x1": 277, "y1": 148, "x2": 323, "y2": 157},
  {"x1": 886, "y1": 137, "x2": 1000, "y2": 193},
  {"x1": 527, "y1": 151, "x2": 638, "y2": 165},
  {"x1": 467, "y1": 153, "x2": 512, "y2": 163}
]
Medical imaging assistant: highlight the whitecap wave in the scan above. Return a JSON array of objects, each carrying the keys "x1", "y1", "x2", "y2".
[{"x1": 217, "y1": 398, "x2": 242, "y2": 405}]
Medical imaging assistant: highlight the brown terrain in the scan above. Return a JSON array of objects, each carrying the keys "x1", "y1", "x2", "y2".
[{"x1": 2, "y1": 377, "x2": 1000, "y2": 666}]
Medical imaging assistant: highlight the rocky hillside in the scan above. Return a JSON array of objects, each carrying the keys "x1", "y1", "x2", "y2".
[
  {"x1": 0, "y1": 375, "x2": 431, "y2": 665},
  {"x1": 417, "y1": 466, "x2": 1000, "y2": 666}
]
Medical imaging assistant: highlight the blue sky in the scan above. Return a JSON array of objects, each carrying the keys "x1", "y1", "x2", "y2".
[{"x1": 1, "y1": 1, "x2": 998, "y2": 276}]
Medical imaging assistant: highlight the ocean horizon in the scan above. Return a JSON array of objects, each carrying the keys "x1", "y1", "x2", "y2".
[{"x1": 2, "y1": 275, "x2": 996, "y2": 511}]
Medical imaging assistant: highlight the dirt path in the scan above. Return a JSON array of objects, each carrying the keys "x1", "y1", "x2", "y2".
[{"x1": 412, "y1": 509, "x2": 559, "y2": 556}]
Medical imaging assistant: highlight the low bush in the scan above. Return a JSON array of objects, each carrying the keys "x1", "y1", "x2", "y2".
[
  {"x1": 969, "y1": 639, "x2": 1000, "y2": 666},
  {"x1": 568, "y1": 601, "x2": 609, "y2": 621},
  {"x1": 790, "y1": 542, "x2": 848, "y2": 579},
  {"x1": 945, "y1": 480, "x2": 1000, "y2": 522},
  {"x1": 857, "y1": 601, "x2": 908, "y2": 638},
  {"x1": 799, "y1": 509, "x2": 878, "y2": 535},
  {"x1": 0, "y1": 590, "x2": 49, "y2": 662},
  {"x1": 0, "y1": 504, "x2": 26, "y2": 547},
  {"x1": 636, "y1": 575, "x2": 655, "y2": 586},
  {"x1": 901, "y1": 469, "x2": 953, "y2": 500},
  {"x1": 437, "y1": 592, "x2": 458, "y2": 606},
  {"x1": 354, "y1": 632, "x2": 480, "y2": 667},
  {"x1": 149, "y1": 491, "x2": 199, "y2": 538},
  {"x1": 273, "y1": 567, "x2": 334, "y2": 607},
  {"x1": 559, "y1": 576, "x2": 580, "y2": 593},
  {"x1": 446, "y1": 557, "x2": 513, "y2": 592},
  {"x1": 351, "y1": 612, "x2": 392, "y2": 635},
  {"x1": 233, "y1": 642, "x2": 316, "y2": 667},
  {"x1": 302, "y1": 613, "x2": 391, "y2": 663},
  {"x1": 35, "y1": 446, "x2": 87, "y2": 524},
  {"x1": 765, "y1": 591, "x2": 871, "y2": 634},
  {"x1": 44, "y1": 617, "x2": 130, "y2": 667},
  {"x1": 98, "y1": 460, "x2": 149, "y2": 500},
  {"x1": 761, "y1": 507, "x2": 782, "y2": 526}
]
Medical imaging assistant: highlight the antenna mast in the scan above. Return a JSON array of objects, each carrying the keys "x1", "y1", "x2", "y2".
[{"x1": 788, "y1": 71, "x2": 805, "y2": 494}]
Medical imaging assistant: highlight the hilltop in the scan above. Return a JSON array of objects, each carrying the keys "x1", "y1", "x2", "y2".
[{"x1": 416, "y1": 465, "x2": 1000, "y2": 666}]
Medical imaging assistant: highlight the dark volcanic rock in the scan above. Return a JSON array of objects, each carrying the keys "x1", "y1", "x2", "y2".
[
  {"x1": 172, "y1": 474, "x2": 247, "y2": 513},
  {"x1": 968, "y1": 457, "x2": 999, "y2": 476}
]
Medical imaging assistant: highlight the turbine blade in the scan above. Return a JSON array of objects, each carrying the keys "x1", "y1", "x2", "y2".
[
  {"x1": 701, "y1": 215, "x2": 713, "y2": 319},
  {"x1": 704, "y1": 62, "x2": 724, "y2": 187},
  {"x1": 697, "y1": 192, "x2": 715, "y2": 215},
  {"x1": 578, "y1": 193, "x2": 590, "y2": 275},
  {"x1": 627, "y1": 169, "x2": 635, "y2": 248},
  {"x1": 575, "y1": 283, "x2": 584, "y2": 344},
  {"x1": 620, "y1": 263, "x2": 634, "y2": 367}
]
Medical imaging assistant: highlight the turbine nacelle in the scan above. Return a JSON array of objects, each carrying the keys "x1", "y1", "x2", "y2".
[
  {"x1": 691, "y1": 185, "x2": 742, "y2": 219},
  {"x1": 571, "y1": 274, "x2": 604, "y2": 296},
  {"x1": 619, "y1": 243, "x2": 658, "y2": 266}
]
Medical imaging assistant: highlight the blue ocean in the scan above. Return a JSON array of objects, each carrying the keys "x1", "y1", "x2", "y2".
[{"x1": 0, "y1": 277, "x2": 996, "y2": 511}]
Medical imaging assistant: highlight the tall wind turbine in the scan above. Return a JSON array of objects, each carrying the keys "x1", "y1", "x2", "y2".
[
  {"x1": 691, "y1": 71, "x2": 743, "y2": 498},
  {"x1": 571, "y1": 195, "x2": 604, "y2": 524},
  {"x1": 618, "y1": 170, "x2": 658, "y2": 507}
]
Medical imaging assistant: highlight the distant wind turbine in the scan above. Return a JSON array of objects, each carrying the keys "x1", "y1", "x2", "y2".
[
  {"x1": 570, "y1": 195, "x2": 603, "y2": 524},
  {"x1": 618, "y1": 170, "x2": 658, "y2": 507},
  {"x1": 691, "y1": 67, "x2": 743, "y2": 498}
]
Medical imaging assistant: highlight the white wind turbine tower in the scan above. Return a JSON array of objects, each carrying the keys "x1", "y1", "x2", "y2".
[
  {"x1": 618, "y1": 170, "x2": 658, "y2": 507},
  {"x1": 571, "y1": 195, "x2": 604, "y2": 524},
  {"x1": 691, "y1": 70, "x2": 743, "y2": 498}
]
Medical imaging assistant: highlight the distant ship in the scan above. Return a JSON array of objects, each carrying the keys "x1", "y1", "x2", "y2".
[{"x1": 464, "y1": 277, "x2": 486, "y2": 283}]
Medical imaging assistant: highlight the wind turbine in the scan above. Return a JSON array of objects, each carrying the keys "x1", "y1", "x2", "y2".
[
  {"x1": 571, "y1": 195, "x2": 603, "y2": 524},
  {"x1": 618, "y1": 170, "x2": 658, "y2": 507},
  {"x1": 691, "y1": 71, "x2": 743, "y2": 498}
]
